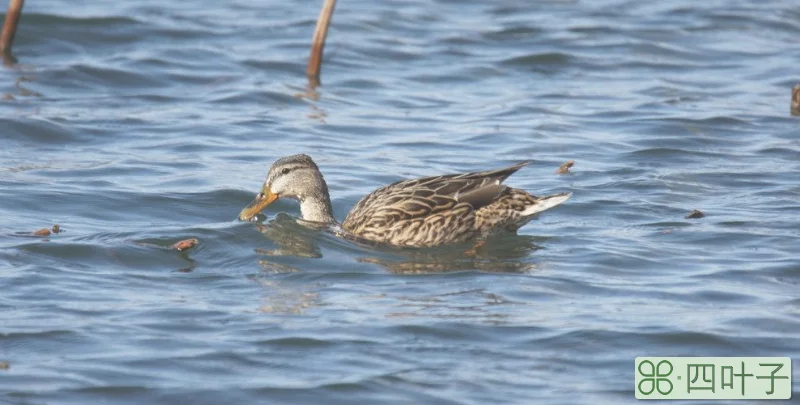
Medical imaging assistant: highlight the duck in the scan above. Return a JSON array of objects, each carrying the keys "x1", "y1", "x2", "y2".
[{"x1": 239, "y1": 154, "x2": 571, "y2": 247}]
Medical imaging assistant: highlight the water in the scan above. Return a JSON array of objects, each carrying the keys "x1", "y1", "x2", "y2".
[{"x1": 2, "y1": 0, "x2": 799, "y2": 403}]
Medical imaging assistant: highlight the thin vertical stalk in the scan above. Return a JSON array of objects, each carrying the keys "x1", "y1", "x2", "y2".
[
  {"x1": 306, "y1": 0, "x2": 336, "y2": 88},
  {"x1": 0, "y1": 0, "x2": 24, "y2": 55}
]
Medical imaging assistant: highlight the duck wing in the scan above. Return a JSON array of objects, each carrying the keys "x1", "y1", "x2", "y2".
[{"x1": 342, "y1": 161, "x2": 530, "y2": 245}]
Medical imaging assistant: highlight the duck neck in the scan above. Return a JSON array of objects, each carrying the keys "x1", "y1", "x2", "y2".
[{"x1": 299, "y1": 190, "x2": 336, "y2": 224}]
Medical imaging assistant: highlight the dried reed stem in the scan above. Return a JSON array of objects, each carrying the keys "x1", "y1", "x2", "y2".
[
  {"x1": 306, "y1": 0, "x2": 336, "y2": 87},
  {"x1": 0, "y1": 0, "x2": 24, "y2": 54}
]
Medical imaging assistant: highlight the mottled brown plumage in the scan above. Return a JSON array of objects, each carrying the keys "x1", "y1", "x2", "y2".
[{"x1": 239, "y1": 155, "x2": 571, "y2": 247}]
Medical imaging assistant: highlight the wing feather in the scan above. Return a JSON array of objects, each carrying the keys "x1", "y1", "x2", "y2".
[{"x1": 342, "y1": 161, "x2": 531, "y2": 245}]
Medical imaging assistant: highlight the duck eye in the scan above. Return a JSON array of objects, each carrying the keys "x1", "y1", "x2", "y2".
[{"x1": 281, "y1": 168, "x2": 291, "y2": 175}]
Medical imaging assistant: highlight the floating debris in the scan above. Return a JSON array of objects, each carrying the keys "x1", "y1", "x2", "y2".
[
  {"x1": 556, "y1": 160, "x2": 575, "y2": 174},
  {"x1": 32, "y1": 224, "x2": 61, "y2": 236},
  {"x1": 686, "y1": 209, "x2": 705, "y2": 219},
  {"x1": 0, "y1": 361, "x2": 9, "y2": 370},
  {"x1": 172, "y1": 238, "x2": 199, "y2": 251},
  {"x1": 792, "y1": 84, "x2": 800, "y2": 116},
  {"x1": 33, "y1": 228, "x2": 51, "y2": 236}
]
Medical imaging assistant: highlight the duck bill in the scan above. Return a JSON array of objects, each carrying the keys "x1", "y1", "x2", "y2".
[{"x1": 238, "y1": 188, "x2": 279, "y2": 221}]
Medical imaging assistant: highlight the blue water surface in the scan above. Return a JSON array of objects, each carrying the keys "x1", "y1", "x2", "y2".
[{"x1": 1, "y1": 0, "x2": 799, "y2": 403}]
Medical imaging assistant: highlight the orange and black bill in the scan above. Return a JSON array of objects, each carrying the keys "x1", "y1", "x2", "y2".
[{"x1": 238, "y1": 187, "x2": 278, "y2": 221}]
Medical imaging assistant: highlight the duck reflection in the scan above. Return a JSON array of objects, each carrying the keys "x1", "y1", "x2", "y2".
[
  {"x1": 357, "y1": 234, "x2": 544, "y2": 275},
  {"x1": 252, "y1": 213, "x2": 545, "y2": 275},
  {"x1": 253, "y1": 213, "x2": 322, "y2": 259}
]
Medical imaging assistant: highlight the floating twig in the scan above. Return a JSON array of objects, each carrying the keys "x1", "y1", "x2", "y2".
[
  {"x1": 791, "y1": 84, "x2": 800, "y2": 116},
  {"x1": 32, "y1": 225, "x2": 60, "y2": 236},
  {"x1": 306, "y1": 0, "x2": 336, "y2": 88},
  {"x1": 686, "y1": 209, "x2": 705, "y2": 219},
  {"x1": 33, "y1": 228, "x2": 51, "y2": 236},
  {"x1": 172, "y1": 238, "x2": 199, "y2": 251},
  {"x1": 556, "y1": 160, "x2": 575, "y2": 174},
  {"x1": 0, "y1": 0, "x2": 24, "y2": 55}
]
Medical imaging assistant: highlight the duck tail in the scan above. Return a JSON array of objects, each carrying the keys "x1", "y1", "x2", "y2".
[{"x1": 521, "y1": 192, "x2": 572, "y2": 216}]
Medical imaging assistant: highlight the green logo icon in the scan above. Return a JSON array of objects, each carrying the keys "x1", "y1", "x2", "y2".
[
  {"x1": 635, "y1": 357, "x2": 791, "y2": 400},
  {"x1": 638, "y1": 359, "x2": 674, "y2": 395}
]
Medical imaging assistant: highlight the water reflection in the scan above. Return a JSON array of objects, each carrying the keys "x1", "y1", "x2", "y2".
[
  {"x1": 253, "y1": 214, "x2": 321, "y2": 275},
  {"x1": 252, "y1": 213, "x2": 544, "y2": 275},
  {"x1": 358, "y1": 235, "x2": 543, "y2": 275},
  {"x1": 252, "y1": 214, "x2": 322, "y2": 259},
  {"x1": 385, "y1": 288, "x2": 515, "y2": 323},
  {"x1": 1, "y1": 49, "x2": 16, "y2": 67},
  {"x1": 249, "y1": 275, "x2": 321, "y2": 314},
  {"x1": 2, "y1": 75, "x2": 41, "y2": 100}
]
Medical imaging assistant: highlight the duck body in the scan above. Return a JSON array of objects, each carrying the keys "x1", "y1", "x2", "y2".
[{"x1": 239, "y1": 154, "x2": 570, "y2": 248}]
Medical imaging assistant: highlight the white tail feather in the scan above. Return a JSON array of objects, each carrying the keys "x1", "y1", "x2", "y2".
[{"x1": 521, "y1": 192, "x2": 572, "y2": 216}]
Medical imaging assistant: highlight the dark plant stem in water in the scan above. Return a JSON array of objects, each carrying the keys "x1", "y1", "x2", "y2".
[
  {"x1": 791, "y1": 84, "x2": 800, "y2": 116},
  {"x1": 0, "y1": 0, "x2": 24, "y2": 55},
  {"x1": 307, "y1": 0, "x2": 336, "y2": 88}
]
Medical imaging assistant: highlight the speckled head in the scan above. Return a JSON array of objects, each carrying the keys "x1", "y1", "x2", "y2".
[{"x1": 238, "y1": 154, "x2": 335, "y2": 223}]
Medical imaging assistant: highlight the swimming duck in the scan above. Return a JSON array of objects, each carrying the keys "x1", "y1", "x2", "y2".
[{"x1": 239, "y1": 154, "x2": 570, "y2": 247}]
